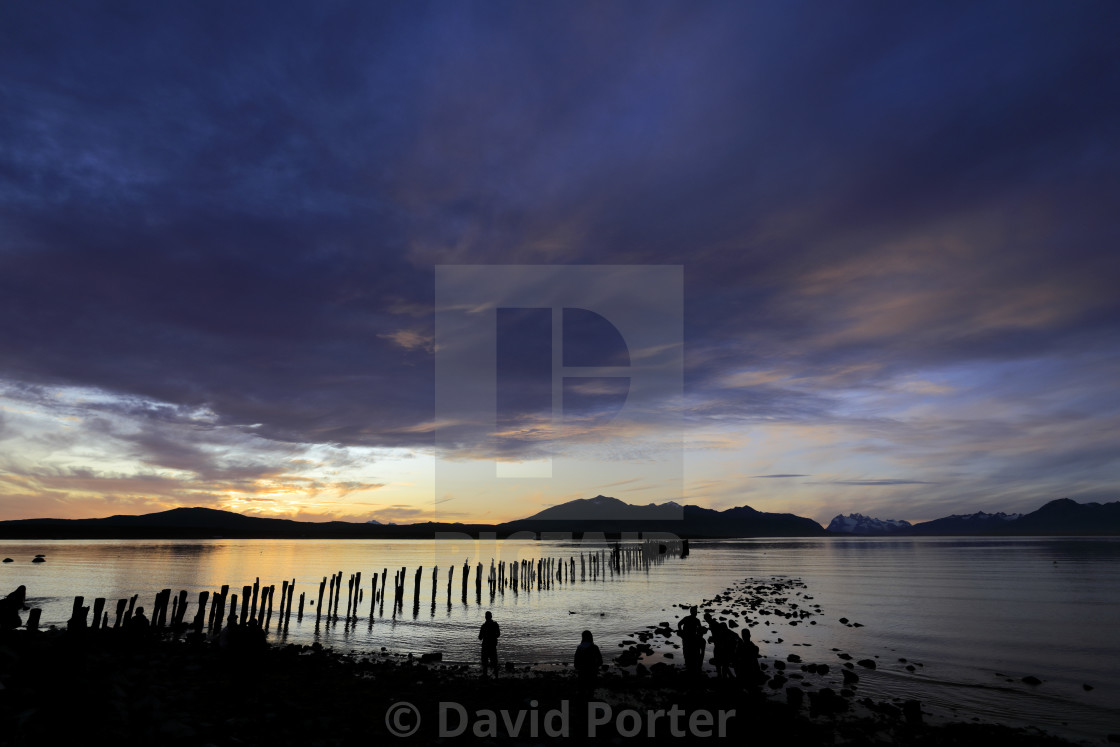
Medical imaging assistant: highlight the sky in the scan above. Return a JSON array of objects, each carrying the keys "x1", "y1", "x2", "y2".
[{"x1": 1, "y1": 1, "x2": 1118, "y2": 527}]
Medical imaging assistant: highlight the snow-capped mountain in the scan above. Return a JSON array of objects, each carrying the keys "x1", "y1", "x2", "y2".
[
  {"x1": 826, "y1": 513, "x2": 912, "y2": 535},
  {"x1": 906, "y1": 510, "x2": 1022, "y2": 535}
]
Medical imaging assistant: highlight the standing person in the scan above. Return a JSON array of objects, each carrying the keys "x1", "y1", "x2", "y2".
[
  {"x1": 733, "y1": 627, "x2": 763, "y2": 686},
  {"x1": 574, "y1": 630, "x2": 603, "y2": 693},
  {"x1": 710, "y1": 619, "x2": 735, "y2": 679},
  {"x1": 479, "y1": 610, "x2": 500, "y2": 677},
  {"x1": 677, "y1": 606, "x2": 704, "y2": 675},
  {"x1": 0, "y1": 586, "x2": 29, "y2": 631}
]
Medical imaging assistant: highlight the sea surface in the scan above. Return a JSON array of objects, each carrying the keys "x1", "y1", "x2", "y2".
[{"x1": 2, "y1": 536, "x2": 1118, "y2": 742}]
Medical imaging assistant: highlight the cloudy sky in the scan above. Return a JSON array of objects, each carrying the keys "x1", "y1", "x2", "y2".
[{"x1": 1, "y1": 1, "x2": 1118, "y2": 526}]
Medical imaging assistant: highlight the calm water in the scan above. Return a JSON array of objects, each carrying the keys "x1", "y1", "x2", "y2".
[{"x1": 2, "y1": 536, "x2": 1118, "y2": 742}]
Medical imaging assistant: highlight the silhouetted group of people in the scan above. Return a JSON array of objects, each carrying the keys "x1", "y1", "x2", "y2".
[
  {"x1": 677, "y1": 605, "x2": 763, "y2": 684},
  {"x1": 477, "y1": 607, "x2": 760, "y2": 687}
]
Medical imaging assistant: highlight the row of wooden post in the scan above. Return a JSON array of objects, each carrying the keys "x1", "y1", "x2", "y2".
[{"x1": 46, "y1": 539, "x2": 686, "y2": 635}]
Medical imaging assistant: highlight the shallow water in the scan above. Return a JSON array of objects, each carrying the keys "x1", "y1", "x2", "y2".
[{"x1": 2, "y1": 536, "x2": 1117, "y2": 742}]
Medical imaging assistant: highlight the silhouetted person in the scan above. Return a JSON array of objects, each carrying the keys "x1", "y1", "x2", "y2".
[
  {"x1": 0, "y1": 585, "x2": 29, "y2": 631},
  {"x1": 709, "y1": 619, "x2": 736, "y2": 678},
  {"x1": 733, "y1": 627, "x2": 763, "y2": 686},
  {"x1": 479, "y1": 611, "x2": 500, "y2": 677},
  {"x1": 130, "y1": 606, "x2": 150, "y2": 635},
  {"x1": 574, "y1": 630, "x2": 603, "y2": 692},
  {"x1": 677, "y1": 606, "x2": 706, "y2": 675}
]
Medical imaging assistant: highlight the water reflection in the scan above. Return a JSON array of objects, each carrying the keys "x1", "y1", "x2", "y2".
[{"x1": 2, "y1": 536, "x2": 1118, "y2": 740}]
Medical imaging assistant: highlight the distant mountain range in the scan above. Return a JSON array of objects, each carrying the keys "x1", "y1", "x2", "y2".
[
  {"x1": 0, "y1": 496, "x2": 1116, "y2": 539},
  {"x1": 826, "y1": 513, "x2": 913, "y2": 535},
  {"x1": 827, "y1": 498, "x2": 1119, "y2": 536}
]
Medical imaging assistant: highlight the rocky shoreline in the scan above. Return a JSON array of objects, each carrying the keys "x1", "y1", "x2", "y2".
[{"x1": 0, "y1": 625, "x2": 1094, "y2": 746}]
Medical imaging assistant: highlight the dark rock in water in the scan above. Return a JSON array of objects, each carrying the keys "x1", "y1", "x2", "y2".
[
  {"x1": 614, "y1": 648, "x2": 640, "y2": 667},
  {"x1": 1083, "y1": 683, "x2": 1094, "y2": 691},
  {"x1": 856, "y1": 659, "x2": 876, "y2": 670},
  {"x1": 876, "y1": 702, "x2": 901, "y2": 720},
  {"x1": 837, "y1": 652, "x2": 852, "y2": 660},
  {"x1": 839, "y1": 688, "x2": 854, "y2": 698},
  {"x1": 773, "y1": 660, "x2": 786, "y2": 670},
  {"x1": 650, "y1": 662, "x2": 673, "y2": 677},
  {"x1": 420, "y1": 652, "x2": 442, "y2": 664},
  {"x1": 635, "y1": 663, "x2": 649, "y2": 677},
  {"x1": 2, "y1": 558, "x2": 11, "y2": 563},
  {"x1": 808, "y1": 688, "x2": 848, "y2": 717},
  {"x1": 902, "y1": 699, "x2": 923, "y2": 725},
  {"x1": 839, "y1": 617, "x2": 849, "y2": 624},
  {"x1": 31, "y1": 557, "x2": 45, "y2": 563},
  {"x1": 1021, "y1": 675, "x2": 1042, "y2": 685},
  {"x1": 906, "y1": 665, "x2": 916, "y2": 672},
  {"x1": 842, "y1": 668, "x2": 859, "y2": 685},
  {"x1": 816, "y1": 664, "x2": 830, "y2": 675},
  {"x1": 662, "y1": 652, "x2": 674, "y2": 659},
  {"x1": 768, "y1": 675, "x2": 787, "y2": 689},
  {"x1": 786, "y1": 686, "x2": 804, "y2": 710},
  {"x1": 787, "y1": 654, "x2": 801, "y2": 663}
]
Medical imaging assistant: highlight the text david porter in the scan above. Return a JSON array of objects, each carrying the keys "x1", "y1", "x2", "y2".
[{"x1": 439, "y1": 700, "x2": 735, "y2": 738}]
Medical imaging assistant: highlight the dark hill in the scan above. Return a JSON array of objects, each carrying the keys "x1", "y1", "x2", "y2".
[
  {"x1": 999, "y1": 498, "x2": 1120, "y2": 535},
  {"x1": 0, "y1": 498, "x2": 828, "y2": 539},
  {"x1": 507, "y1": 498, "x2": 826, "y2": 537}
]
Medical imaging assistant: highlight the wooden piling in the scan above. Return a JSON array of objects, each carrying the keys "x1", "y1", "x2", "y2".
[
  {"x1": 281, "y1": 580, "x2": 289, "y2": 622},
  {"x1": 114, "y1": 598, "x2": 127, "y2": 629},
  {"x1": 175, "y1": 590, "x2": 188, "y2": 626},
  {"x1": 379, "y1": 568, "x2": 386, "y2": 616},
  {"x1": 193, "y1": 591, "x2": 209, "y2": 633},
  {"x1": 285, "y1": 578, "x2": 295, "y2": 627},
  {"x1": 316, "y1": 577, "x2": 326, "y2": 624},
  {"x1": 26, "y1": 608, "x2": 42, "y2": 632},
  {"x1": 214, "y1": 585, "x2": 229, "y2": 634},
  {"x1": 89, "y1": 598, "x2": 105, "y2": 631},
  {"x1": 241, "y1": 586, "x2": 251, "y2": 625},
  {"x1": 69, "y1": 596, "x2": 88, "y2": 631},
  {"x1": 265, "y1": 584, "x2": 275, "y2": 629}
]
